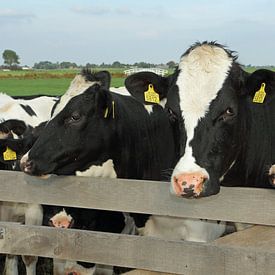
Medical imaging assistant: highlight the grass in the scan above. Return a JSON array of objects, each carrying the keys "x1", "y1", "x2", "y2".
[
  {"x1": 0, "y1": 77, "x2": 126, "y2": 96},
  {"x1": 1, "y1": 66, "x2": 274, "y2": 97}
]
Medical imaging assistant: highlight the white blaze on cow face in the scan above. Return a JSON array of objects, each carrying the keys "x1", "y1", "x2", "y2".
[
  {"x1": 171, "y1": 44, "x2": 233, "y2": 195},
  {"x1": 52, "y1": 75, "x2": 100, "y2": 118}
]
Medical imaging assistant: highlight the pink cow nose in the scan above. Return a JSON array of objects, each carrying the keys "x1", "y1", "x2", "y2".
[{"x1": 173, "y1": 172, "x2": 208, "y2": 197}]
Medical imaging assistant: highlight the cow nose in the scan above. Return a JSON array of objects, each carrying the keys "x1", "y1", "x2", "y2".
[
  {"x1": 20, "y1": 155, "x2": 34, "y2": 174},
  {"x1": 172, "y1": 172, "x2": 208, "y2": 197}
]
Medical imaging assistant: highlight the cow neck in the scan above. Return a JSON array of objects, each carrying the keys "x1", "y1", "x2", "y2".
[
  {"x1": 230, "y1": 96, "x2": 273, "y2": 187},
  {"x1": 109, "y1": 93, "x2": 176, "y2": 181}
]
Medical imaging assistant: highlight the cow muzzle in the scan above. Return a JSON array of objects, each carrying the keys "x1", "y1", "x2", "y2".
[
  {"x1": 172, "y1": 172, "x2": 208, "y2": 198},
  {"x1": 269, "y1": 165, "x2": 275, "y2": 187},
  {"x1": 20, "y1": 153, "x2": 34, "y2": 174}
]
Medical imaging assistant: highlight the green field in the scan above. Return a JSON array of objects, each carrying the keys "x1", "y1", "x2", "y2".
[
  {"x1": 0, "y1": 77, "x2": 125, "y2": 96},
  {"x1": 0, "y1": 67, "x2": 274, "y2": 96},
  {"x1": 0, "y1": 68, "x2": 126, "y2": 96}
]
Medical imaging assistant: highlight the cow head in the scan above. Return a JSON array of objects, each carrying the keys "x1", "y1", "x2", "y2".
[
  {"x1": 20, "y1": 70, "x2": 113, "y2": 176},
  {"x1": 170, "y1": 42, "x2": 274, "y2": 198}
]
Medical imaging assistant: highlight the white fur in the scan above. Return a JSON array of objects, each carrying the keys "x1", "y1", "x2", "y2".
[
  {"x1": 76, "y1": 159, "x2": 117, "y2": 178},
  {"x1": 142, "y1": 215, "x2": 226, "y2": 242},
  {"x1": 52, "y1": 75, "x2": 99, "y2": 118},
  {"x1": 0, "y1": 93, "x2": 57, "y2": 127},
  {"x1": 143, "y1": 98, "x2": 167, "y2": 114},
  {"x1": 110, "y1": 86, "x2": 130, "y2": 96},
  {"x1": 171, "y1": 44, "x2": 233, "y2": 190},
  {"x1": 4, "y1": 255, "x2": 18, "y2": 275},
  {"x1": 64, "y1": 261, "x2": 96, "y2": 275},
  {"x1": 269, "y1": 164, "x2": 275, "y2": 176}
]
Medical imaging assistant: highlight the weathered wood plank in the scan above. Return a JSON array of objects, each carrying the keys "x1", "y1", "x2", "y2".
[
  {"x1": 1, "y1": 223, "x2": 275, "y2": 275},
  {"x1": 212, "y1": 225, "x2": 275, "y2": 275},
  {"x1": 0, "y1": 222, "x2": 224, "y2": 275},
  {"x1": 0, "y1": 170, "x2": 275, "y2": 225}
]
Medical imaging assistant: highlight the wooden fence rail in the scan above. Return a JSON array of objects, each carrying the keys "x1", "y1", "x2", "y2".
[{"x1": 0, "y1": 170, "x2": 275, "y2": 274}]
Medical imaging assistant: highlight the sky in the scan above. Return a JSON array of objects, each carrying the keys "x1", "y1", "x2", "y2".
[{"x1": 0, "y1": 0, "x2": 275, "y2": 66}]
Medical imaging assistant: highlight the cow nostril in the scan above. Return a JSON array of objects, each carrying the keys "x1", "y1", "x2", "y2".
[{"x1": 21, "y1": 159, "x2": 34, "y2": 174}]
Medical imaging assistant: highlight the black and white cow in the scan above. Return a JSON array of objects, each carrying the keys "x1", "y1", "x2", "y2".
[
  {"x1": 125, "y1": 42, "x2": 275, "y2": 198},
  {"x1": 20, "y1": 69, "x2": 226, "y2": 249},
  {"x1": 0, "y1": 93, "x2": 59, "y2": 275},
  {"x1": 43, "y1": 206, "x2": 133, "y2": 275}
]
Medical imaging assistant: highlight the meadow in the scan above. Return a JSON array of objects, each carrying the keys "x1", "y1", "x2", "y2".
[
  {"x1": 0, "y1": 68, "x2": 125, "y2": 96},
  {"x1": 0, "y1": 67, "x2": 274, "y2": 96}
]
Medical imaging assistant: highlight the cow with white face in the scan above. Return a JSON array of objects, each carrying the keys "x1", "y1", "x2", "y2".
[
  {"x1": 126, "y1": 41, "x2": 274, "y2": 198},
  {"x1": 169, "y1": 42, "x2": 275, "y2": 198}
]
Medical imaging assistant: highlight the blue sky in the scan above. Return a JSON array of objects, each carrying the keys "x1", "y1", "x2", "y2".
[{"x1": 0, "y1": 0, "x2": 274, "y2": 66}]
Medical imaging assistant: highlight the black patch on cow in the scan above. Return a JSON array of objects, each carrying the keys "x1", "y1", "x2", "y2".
[
  {"x1": 50, "y1": 97, "x2": 61, "y2": 117},
  {"x1": 20, "y1": 104, "x2": 37, "y2": 117}
]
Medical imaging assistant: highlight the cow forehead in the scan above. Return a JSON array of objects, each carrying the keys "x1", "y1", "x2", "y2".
[
  {"x1": 52, "y1": 75, "x2": 99, "y2": 118},
  {"x1": 177, "y1": 44, "x2": 233, "y2": 133}
]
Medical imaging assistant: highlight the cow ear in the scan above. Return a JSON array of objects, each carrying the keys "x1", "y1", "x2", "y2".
[
  {"x1": 125, "y1": 72, "x2": 171, "y2": 105},
  {"x1": 91, "y1": 85, "x2": 114, "y2": 119},
  {"x1": 80, "y1": 69, "x2": 111, "y2": 90},
  {"x1": 93, "y1": 70, "x2": 111, "y2": 90},
  {"x1": 243, "y1": 69, "x2": 275, "y2": 102}
]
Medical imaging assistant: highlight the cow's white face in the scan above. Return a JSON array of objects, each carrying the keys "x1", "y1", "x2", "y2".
[
  {"x1": 170, "y1": 42, "x2": 244, "y2": 198},
  {"x1": 51, "y1": 75, "x2": 100, "y2": 118}
]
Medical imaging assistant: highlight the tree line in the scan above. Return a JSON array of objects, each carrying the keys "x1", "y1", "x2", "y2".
[
  {"x1": 2, "y1": 49, "x2": 274, "y2": 71},
  {"x1": 1, "y1": 49, "x2": 177, "y2": 70}
]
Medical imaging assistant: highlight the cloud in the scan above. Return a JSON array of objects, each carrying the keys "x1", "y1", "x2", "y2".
[
  {"x1": 71, "y1": 5, "x2": 111, "y2": 15},
  {"x1": 0, "y1": 8, "x2": 35, "y2": 21}
]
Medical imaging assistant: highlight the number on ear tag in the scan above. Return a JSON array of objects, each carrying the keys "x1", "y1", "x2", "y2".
[
  {"x1": 253, "y1": 83, "x2": 266, "y2": 104},
  {"x1": 144, "y1": 84, "x2": 160, "y2": 104},
  {"x1": 3, "y1": 147, "x2": 17, "y2": 161}
]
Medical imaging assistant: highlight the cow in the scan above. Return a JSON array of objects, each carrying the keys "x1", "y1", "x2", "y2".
[
  {"x1": 43, "y1": 206, "x2": 135, "y2": 275},
  {"x1": 19, "y1": 69, "x2": 226, "y2": 248},
  {"x1": 0, "y1": 94, "x2": 58, "y2": 275},
  {"x1": 123, "y1": 41, "x2": 275, "y2": 198},
  {"x1": 0, "y1": 93, "x2": 59, "y2": 127}
]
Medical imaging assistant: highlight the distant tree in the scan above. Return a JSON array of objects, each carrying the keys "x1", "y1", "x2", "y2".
[
  {"x1": 2, "y1": 49, "x2": 20, "y2": 67},
  {"x1": 60, "y1": 61, "x2": 77, "y2": 69},
  {"x1": 166, "y1": 61, "x2": 176, "y2": 68},
  {"x1": 33, "y1": 61, "x2": 59, "y2": 70},
  {"x1": 85, "y1": 63, "x2": 98, "y2": 69},
  {"x1": 112, "y1": 61, "x2": 123, "y2": 68}
]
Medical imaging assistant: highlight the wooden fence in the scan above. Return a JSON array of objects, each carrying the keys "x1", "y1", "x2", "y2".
[{"x1": 0, "y1": 170, "x2": 275, "y2": 274}]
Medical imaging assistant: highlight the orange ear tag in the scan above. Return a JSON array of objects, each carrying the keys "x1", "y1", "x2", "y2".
[
  {"x1": 253, "y1": 83, "x2": 266, "y2": 104},
  {"x1": 144, "y1": 84, "x2": 160, "y2": 104}
]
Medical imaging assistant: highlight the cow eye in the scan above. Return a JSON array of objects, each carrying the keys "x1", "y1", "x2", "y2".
[
  {"x1": 217, "y1": 108, "x2": 235, "y2": 123},
  {"x1": 221, "y1": 108, "x2": 234, "y2": 121},
  {"x1": 66, "y1": 112, "x2": 82, "y2": 125},
  {"x1": 71, "y1": 112, "x2": 81, "y2": 121}
]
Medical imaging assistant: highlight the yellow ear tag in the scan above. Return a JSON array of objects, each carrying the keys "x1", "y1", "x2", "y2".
[
  {"x1": 253, "y1": 83, "x2": 266, "y2": 104},
  {"x1": 144, "y1": 84, "x2": 160, "y2": 104},
  {"x1": 3, "y1": 147, "x2": 17, "y2": 161},
  {"x1": 104, "y1": 107, "x2": 109, "y2": 118},
  {"x1": 104, "y1": 101, "x2": 115, "y2": 119}
]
